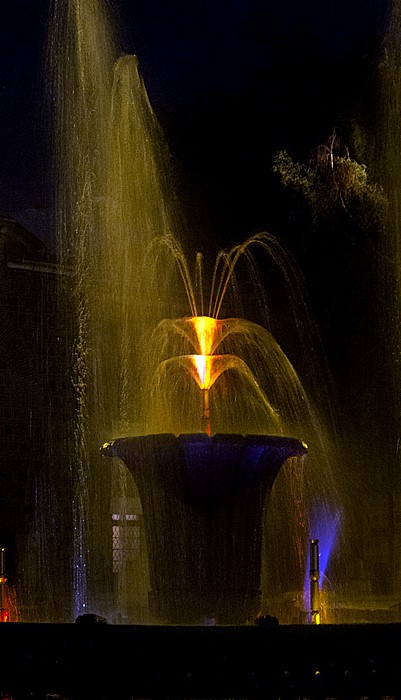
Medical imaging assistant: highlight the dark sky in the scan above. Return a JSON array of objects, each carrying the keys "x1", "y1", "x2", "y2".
[
  {"x1": 0, "y1": 0, "x2": 390, "y2": 243},
  {"x1": 119, "y1": 0, "x2": 387, "y2": 106}
]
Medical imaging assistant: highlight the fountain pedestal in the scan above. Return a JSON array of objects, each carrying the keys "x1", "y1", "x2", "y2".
[{"x1": 102, "y1": 433, "x2": 307, "y2": 624}]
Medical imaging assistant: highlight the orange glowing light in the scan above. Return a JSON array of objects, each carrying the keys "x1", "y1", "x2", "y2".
[
  {"x1": 189, "y1": 353, "x2": 239, "y2": 391},
  {"x1": 190, "y1": 316, "x2": 220, "y2": 356},
  {"x1": 188, "y1": 317, "x2": 225, "y2": 435},
  {"x1": 191, "y1": 354, "x2": 212, "y2": 389}
]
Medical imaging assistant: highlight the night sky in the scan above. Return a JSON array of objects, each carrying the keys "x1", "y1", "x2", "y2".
[{"x1": 0, "y1": 0, "x2": 390, "y2": 246}]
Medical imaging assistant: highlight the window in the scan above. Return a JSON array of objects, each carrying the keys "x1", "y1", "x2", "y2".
[{"x1": 112, "y1": 512, "x2": 141, "y2": 573}]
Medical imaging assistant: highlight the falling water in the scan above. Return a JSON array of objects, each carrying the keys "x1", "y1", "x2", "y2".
[
  {"x1": 375, "y1": 0, "x2": 401, "y2": 596},
  {"x1": 38, "y1": 0, "x2": 348, "y2": 623},
  {"x1": 47, "y1": 0, "x2": 187, "y2": 620}
]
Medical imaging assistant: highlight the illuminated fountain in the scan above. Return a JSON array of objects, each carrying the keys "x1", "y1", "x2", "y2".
[
  {"x1": 28, "y1": 0, "x2": 344, "y2": 624},
  {"x1": 102, "y1": 313, "x2": 308, "y2": 624},
  {"x1": 100, "y1": 268, "x2": 339, "y2": 624}
]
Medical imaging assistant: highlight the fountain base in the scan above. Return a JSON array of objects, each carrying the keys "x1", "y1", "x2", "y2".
[{"x1": 102, "y1": 433, "x2": 307, "y2": 624}]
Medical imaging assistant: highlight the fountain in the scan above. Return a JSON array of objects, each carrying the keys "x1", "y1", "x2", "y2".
[
  {"x1": 2, "y1": 2, "x2": 401, "y2": 698},
  {"x1": 0, "y1": 0, "x2": 341, "y2": 629},
  {"x1": 32, "y1": 0, "x2": 345, "y2": 626},
  {"x1": 102, "y1": 311, "x2": 308, "y2": 624},
  {"x1": 98, "y1": 282, "x2": 339, "y2": 626}
]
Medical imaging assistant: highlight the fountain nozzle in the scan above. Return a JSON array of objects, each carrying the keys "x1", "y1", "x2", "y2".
[{"x1": 310, "y1": 539, "x2": 320, "y2": 624}]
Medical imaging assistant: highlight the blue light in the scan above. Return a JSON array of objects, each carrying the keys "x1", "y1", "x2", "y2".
[{"x1": 303, "y1": 505, "x2": 342, "y2": 608}]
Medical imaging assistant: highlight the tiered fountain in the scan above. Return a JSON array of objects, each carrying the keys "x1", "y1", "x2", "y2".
[
  {"x1": 41, "y1": 0, "x2": 340, "y2": 626},
  {"x1": 102, "y1": 314, "x2": 307, "y2": 624},
  {"x1": 1, "y1": 0, "x2": 401, "y2": 695}
]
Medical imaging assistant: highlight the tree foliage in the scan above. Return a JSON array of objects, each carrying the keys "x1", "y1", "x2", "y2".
[{"x1": 272, "y1": 133, "x2": 386, "y2": 230}]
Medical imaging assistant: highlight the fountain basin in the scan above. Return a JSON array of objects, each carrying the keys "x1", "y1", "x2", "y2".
[{"x1": 102, "y1": 433, "x2": 307, "y2": 624}]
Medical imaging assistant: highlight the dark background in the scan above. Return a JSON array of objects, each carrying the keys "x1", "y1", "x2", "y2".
[{"x1": 0, "y1": 0, "x2": 389, "y2": 233}]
